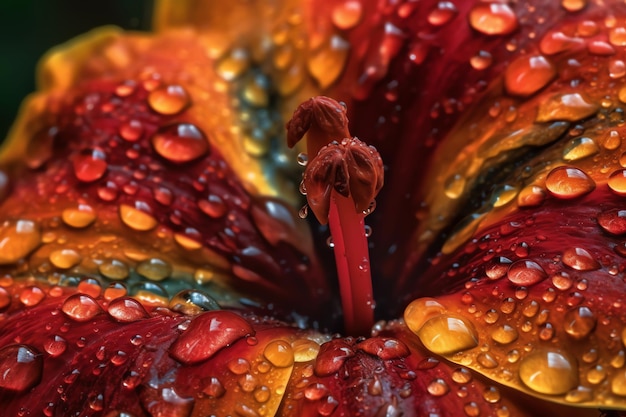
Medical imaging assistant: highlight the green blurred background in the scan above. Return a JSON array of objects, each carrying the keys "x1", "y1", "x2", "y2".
[{"x1": 0, "y1": 0, "x2": 154, "y2": 140}]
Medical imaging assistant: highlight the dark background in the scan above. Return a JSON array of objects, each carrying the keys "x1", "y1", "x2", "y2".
[{"x1": 0, "y1": 0, "x2": 154, "y2": 140}]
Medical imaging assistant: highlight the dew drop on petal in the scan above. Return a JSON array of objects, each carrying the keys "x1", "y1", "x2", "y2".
[
  {"x1": 519, "y1": 349, "x2": 578, "y2": 395},
  {"x1": 19, "y1": 286, "x2": 45, "y2": 307},
  {"x1": 99, "y1": 259, "x2": 130, "y2": 280},
  {"x1": 43, "y1": 335, "x2": 67, "y2": 357},
  {"x1": 119, "y1": 204, "x2": 157, "y2": 232},
  {"x1": 427, "y1": 378, "x2": 449, "y2": 396},
  {"x1": 263, "y1": 340, "x2": 294, "y2": 368},
  {"x1": 107, "y1": 297, "x2": 150, "y2": 322},
  {"x1": 417, "y1": 315, "x2": 478, "y2": 355},
  {"x1": 49, "y1": 249, "x2": 81, "y2": 269},
  {"x1": 562, "y1": 247, "x2": 600, "y2": 271},
  {"x1": 517, "y1": 185, "x2": 546, "y2": 207},
  {"x1": 504, "y1": 55, "x2": 556, "y2": 97},
  {"x1": 331, "y1": 1, "x2": 363, "y2": 30},
  {"x1": 562, "y1": 137, "x2": 599, "y2": 161},
  {"x1": 61, "y1": 294, "x2": 103, "y2": 322},
  {"x1": 170, "y1": 311, "x2": 253, "y2": 365},
  {"x1": 468, "y1": 3, "x2": 518, "y2": 36},
  {"x1": 545, "y1": 166, "x2": 595, "y2": 199},
  {"x1": 62, "y1": 204, "x2": 96, "y2": 228},
  {"x1": 563, "y1": 306, "x2": 596, "y2": 339},
  {"x1": 0, "y1": 220, "x2": 41, "y2": 265},
  {"x1": 136, "y1": 258, "x2": 172, "y2": 281},
  {"x1": 403, "y1": 297, "x2": 446, "y2": 334},
  {"x1": 73, "y1": 149, "x2": 107, "y2": 182},
  {"x1": 119, "y1": 119, "x2": 144, "y2": 142},
  {"x1": 0, "y1": 344, "x2": 43, "y2": 391},
  {"x1": 147, "y1": 85, "x2": 190, "y2": 115},
  {"x1": 598, "y1": 209, "x2": 626, "y2": 235},
  {"x1": 169, "y1": 289, "x2": 220, "y2": 315},
  {"x1": 428, "y1": 1, "x2": 458, "y2": 26},
  {"x1": 507, "y1": 260, "x2": 547, "y2": 286},
  {"x1": 535, "y1": 93, "x2": 599, "y2": 122},
  {"x1": 151, "y1": 123, "x2": 210, "y2": 164},
  {"x1": 292, "y1": 339, "x2": 321, "y2": 362},
  {"x1": 608, "y1": 169, "x2": 626, "y2": 196}
]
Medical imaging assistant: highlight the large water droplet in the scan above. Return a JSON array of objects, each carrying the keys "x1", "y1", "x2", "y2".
[
  {"x1": 598, "y1": 209, "x2": 626, "y2": 235},
  {"x1": 148, "y1": 84, "x2": 190, "y2": 115},
  {"x1": 507, "y1": 260, "x2": 547, "y2": 286},
  {"x1": 331, "y1": 1, "x2": 363, "y2": 29},
  {"x1": 170, "y1": 311, "x2": 253, "y2": 365},
  {"x1": 136, "y1": 258, "x2": 172, "y2": 281},
  {"x1": 107, "y1": 297, "x2": 149, "y2": 322},
  {"x1": 99, "y1": 259, "x2": 130, "y2": 280},
  {"x1": 0, "y1": 220, "x2": 41, "y2": 265},
  {"x1": 417, "y1": 315, "x2": 478, "y2": 355},
  {"x1": 608, "y1": 169, "x2": 626, "y2": 196},
  {"x1": 404, "y1": 297, "x2": 446, "y2": 334},
  {"x1": 519, "y1": 349, "x2": 578, "y2": 394},
  {"x1": 73, "y1": 149, "x2": 107, "y2": 182},
  {"x1": 263, "y1": 340, "x2": 294, "y2": 368},
  {"x1": 314, "y1": 340, "x2": 354, "y2": 377},
  {"x1": 0, "y1": 344, "x2": 43, "y2": 391},
  {"x1": 169, "y1": 289, "x2": 220, "y2": 315},
  {"x1": 545, "y1": 166, "x2": 595, "y2": 199},
  {"x1": 61, "y1": 294, "x2": 103, "y2": 322},
  {"x1": 468, "y1": 3, "x2": 518, "y2": 35},
  {"x1": 151, "y1": 123, "x2": 210, "y2": 164},
  {"x1": 504, "y1": 55, "x2": 556, "y2": 97},
  {"x1": 62, "y1": 204, "x2": 96, "y2": 228},
  {"x1": 428, "y1": 1, "x2": 458, "y2": 26},
  {"x1": 119, "y1": 203, "x2": 158, "y2": 232},
  {"x1": 562, "y1": 137, "x2": 599, "y2": 161},
  {"x1": 50, "y1": 249, "x2": 82, "y2": 269},
  {"x1": 43, "y1": 335, "x2": 67, "y2": 357},
  {"x1": 563, "y1": 306, "x2": 596, "y2": 339},
  {"x1": 562, "y1": 247, "x2": 600, "y2": 271},
  {"x1": 536, "y1": 93, "x2": 599, "y2": 122}
]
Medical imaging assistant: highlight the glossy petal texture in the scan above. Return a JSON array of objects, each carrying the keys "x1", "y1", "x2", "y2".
[{"x1": 1, "y1": 28, "x2": 328, "y2": 319}]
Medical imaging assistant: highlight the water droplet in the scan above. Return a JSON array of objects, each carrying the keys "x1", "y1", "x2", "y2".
[
  {"x1": 562, "y1": 247, "x2": 600, "y2": 271},
  {"x1": 169, "y1": 289, "x2": 220, "y2": 315},
  {"x1": 561, "y1": 0, "x2": 586, "y2": 11},
  {"x1": 198, "y1": 194, "x2": 227, "y2": 218},
  {"x1": 444, "y1": 173, "x2": 466, "y2": 199},
  {"x1": 470, "y1": 50, "x2": 492, "y2": 70},
  {"x1": 598, "y1": 209, "x2": 626, "y2": 235},
  {"x1": 539, "y1": 31, "x2": 584, "y2": 55},
  {"x1": 545, "y1": 166, "x2": 595, "y2": 199},
  {"x1": 552, "y1": 272, "x2": 573, "y2": 290},
  {"x1": 170, "y1": 311, "x2": 253, "y2": 365},
  {"x1": 504, "y1": 55, "x2": 556, "y2": 97},
  {"x1": 304, "y1": 382, "x2": 328, "y2": 400},
  {"x1": 491, "y1": 325, "x2": 518, "y2": 344},
  {"x1": 427, "y1": 378, "x2": 449, "y2": 396},
  {"x1": 331, "y1": 1, "x2": 363, "y2": 29},
  {"x1": 428, "y1": 1, "x2": 458, "y2": 26},
  {"x1": 477, "y1": 352, "x2": 499, "y2": 368},
  {"x1": 61, "y1": 294, "x2": 103, "y2": 322},
  {"x1": 216, "y1": 48, "x2": 250, "y2": 81},
  {"x1": 0, "y1": 344, "x2": 43, "y2": 391},
  {"x1": 297, "y1": 152, "x2": 308, "y2": 166},
  {"x1": 0, "y1": 220, "x2": 41, "y2": 264},
  {"x1": 202, "y1": 377, "x2": 225, "y2": 398},
  {"x1": 562, "y1": 137, "x2": 599, "y2": 161},
  {"x1": 44, "y1": 335, "x2": 67, "y2": 357},
  {"x1": 464, "y1": 401, "x2": 480, "y2": 417},
  {"x1": 19, "y1": 286, "x2": 45, "y2": 307},
  {"x1": 507, "y1": 260, "x2": 547, "y2": 286},
  {"x1": 104, "y1": 282, "x2": 127, "y2": 300},
  {"x1": 404, "y1": 297, "x2": 446, "y2": 334},
  {"x1": 99, "y1": 259, "x2": 130, "y2": 280},
  {"x1": 62, "y1": 204, "x2": 96, "y2": 229},
  {"x1": 136, "y1": 258, "x2": 172, "y2": 281},
  {"x1": 536, "y1": 93, "x2": 599, "y2": 122},
  {"x1": 263, "y1": 339, "x2": 294, "y2": 368},
  {"x1": 610, "y1": 27, "x2": 626, "y2": 46},
  {"x1": 307, "y1": 35, "x2": 350, "y2": 89},
  {"x1": 151, "y1": 123, "x2": 209, "y2": 164},
  {"x1": 519, "y1": 349, "x2": 578, "y2": 394},
  {"x1": 417, "y1": 315, "x2": 478, "y2": 355},
  {"x1": 452, "y1": 367, "x2": 473, "y2": 384},
  {"x1": 491, "y1": 184, "x2": 518, "y2": 207},
  {"x1": 469, "y1": 3, "x2": 518, "y2": 36},
  {"x1": 26, "y1": 126, "x2": 57, "y2": 169},
  {"x1": 73, "y1": 149, "x2": 107, "y2": 182},
  {"x1": 357, "y1": 337, "x2": 410, "y2": 360},
  {"x1": 107, "y1": 297, "x2": 149, "y2": 322},
  {"x1": 119, "y1": 119, "x2": 144, "y2": 142},
  {"x1": 563, "y1": 306, "x2": 596, "y2": 339},
  {"x1": 292, "y1": 339, "x2": 321, "y2": 362},
  {"x1": 517, "y1": 185, "x2": 546, "y2": 207},
  {"x1": 119, "y1": 203, "x2": 158, "y2": 232},
  {"x1": 148, "y1": 84, "x2": 190, "y2": 115},
  {"x1": 608, "y1": 169, "x2": 626, "y2": 196},
  {"x1": 129, "y1": 281, "x2": 168, "y2": 305}
]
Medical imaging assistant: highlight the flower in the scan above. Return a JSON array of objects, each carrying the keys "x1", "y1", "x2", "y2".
[{"x1": 0, "y1": 0, "x2": 625, "y2": 416}]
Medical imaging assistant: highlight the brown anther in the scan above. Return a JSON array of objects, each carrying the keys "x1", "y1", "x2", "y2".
[
  {"x1": 286, "y1": 96, "x2": 351, "y2": 156},
  {"x1": 303, "y1": 138, "x2": 384, "y2": 224}
]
